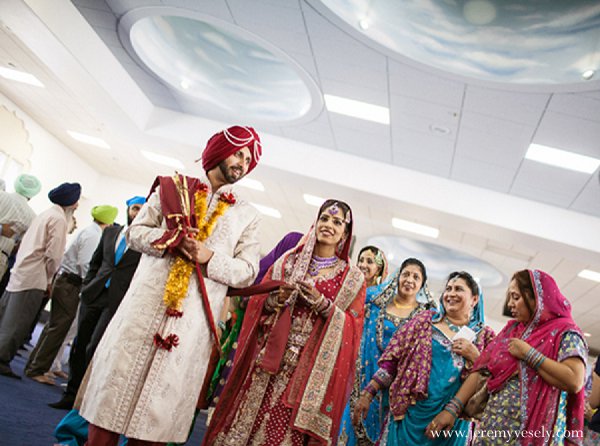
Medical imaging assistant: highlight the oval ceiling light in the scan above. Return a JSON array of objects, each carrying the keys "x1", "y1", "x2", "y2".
[
  {"x1": 118, "y1": 7, "x2": 322, "y2": 123},
  {"x1": 311, "y1": 0, "x2": 600, "y2": 86}
]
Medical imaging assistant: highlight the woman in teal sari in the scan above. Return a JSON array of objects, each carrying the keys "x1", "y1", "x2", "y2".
[
  {"x1": 339, "y1": 257, "x2": 432, "y2": 445},
  {"x1": 353, "y1": 271, "x2": 495, "y2": 446}
]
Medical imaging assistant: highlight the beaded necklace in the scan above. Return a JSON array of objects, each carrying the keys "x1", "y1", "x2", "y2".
[
  {"x1": 444, "y1": 316, "x2": 467, "y2": 333},
  {"x1": 308, "y1": 255, "x2": 338, "y2": 277}
]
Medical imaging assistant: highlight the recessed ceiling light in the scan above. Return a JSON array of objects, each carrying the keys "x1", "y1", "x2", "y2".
[
  {"x1": 180, "y1": 79, "x2": 190, "y2": 89},
  {"x1": 584, "y1": 332, "x2": 592, "y2": 338},
  {"x1": 582, "y1": 70, "x2": 595, "y2": 80},
  {"x1": 578, "y1": 269, "x2": 600, "y2": 283},
  {"x1": 303, "y1": 194, "x2": 325, "y2": 207},
  {"x1": 358, "y1": 18, "x2": 370, "y2": 30},
  {"x1": 429, "y1": 124, "x2": 451, "y2": 135},
  {"x1": 525, "y1": 144, "x2": 600, "y2": 174},
  {"x1": 392, "y1": 217, "x2": 439, "y2": 238},
  {"x1": 67, "y1": 131, "x2": 110, "y2": 149},
  {"x1": 0, "y1": 66, "x2": 44, "y2": 87},
  {"x1": 141, "y1": 150, "x2": 184, "y2": 169},
  {"x1": 324, "y1": 94, "x2": 390, "y2": 125},
  {"x1": 237, "y1": 177, "x2": 264, "y2": 191},
  {"x1": 250, "y1": 202, "x2": 281, "y2": 219}
]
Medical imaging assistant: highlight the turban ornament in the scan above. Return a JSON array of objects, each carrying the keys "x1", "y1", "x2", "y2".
[
  {"x1": 201, "y1": 126, "x2": 262, "y2": 174},
  {"x1": 223, "y1": 126, "x2": 262, "y2": 166}
]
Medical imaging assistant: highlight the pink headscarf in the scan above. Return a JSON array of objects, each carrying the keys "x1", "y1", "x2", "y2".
[
  {"x1": 473, "y1": 270, "x2": 586, "y2": 445},
  {"x1": 201, "y1": 126, "x2": 261, "y2": 173}
]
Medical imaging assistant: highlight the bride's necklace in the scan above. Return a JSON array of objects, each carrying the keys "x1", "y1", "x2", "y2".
[
  {"x1": 308, "y1": 255, "x2": 338, "y2": 277},
  {"x1": 444, "y1": 316, "x2": 467, "y2": 333},
  {"x1": 392, "y1": 296, "x2": 416, "y2": 310}
]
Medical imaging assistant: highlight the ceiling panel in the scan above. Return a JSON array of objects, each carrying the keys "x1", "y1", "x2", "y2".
[
  {"x1": 562, "y1": 278, "x2": 599, "y2": 304},
  {"x1": 280, "y1": 115, "x2": 336, "y2": 149},
  {"x1": 76, "y1": 5, "x2": 117, "y2": 29},
  {"x1": 393, "y1": 129, "x2": 454, "y2": 166},
  {"x1": 75, "y1": 0, "x2": 113, "y2": 10},
  {"x1": 549, "y1": 259, "x2": 588, "y2": 286},
  {"x1": 570, "y1": 174, "x2": 600, "y2": 217},
  {"x1": 321, "y1": 79, "x2": 388, "y2": 106},
  {"x1": 450, "y1": 157, "x2": 514, "y2": 192},
  {"x1": 388, "y1": 60, "x2": 465, "y2": 108},
  {"x1": 390, "y1": 94, "x2": 460, "y2": 134},
  {"x1": 313, "y1": 56, "x2": 386, "y2": 89},
  {"x1": 453, "y1": 126, "x2": 527, "y2": 170},
  {"x1": 528, "y1": 251, "x2": 562, "y2": 273},
  {"x1": 548, "y1": 93, "x2": 600, "y2": 123},
  {"x1": 511, "y1": 161, "x2": 591, "y2": 207},
  {"x1": 463, "y1": 85, "x2": 549, "y2": 127},
  {"x1": 534, "y1": 110, "x2": 600, "y2": 158},
  {"x1": 460, "y1": 110, "x2": 536, "y2": 142},
  {"x1": 228, "y1": 0, "x2": 306, "y2": 31}
]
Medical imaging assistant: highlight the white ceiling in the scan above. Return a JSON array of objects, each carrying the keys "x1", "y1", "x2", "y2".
[{"x1": 0, "y1": 0, "x2": 599, "y2": 352}]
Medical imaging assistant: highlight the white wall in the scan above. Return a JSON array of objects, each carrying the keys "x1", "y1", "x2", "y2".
[{"x1": 0, "y1": 92, "x2": 146, "y2": 228}]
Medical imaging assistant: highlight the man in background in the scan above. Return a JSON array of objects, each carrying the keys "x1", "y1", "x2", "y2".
[
  {"x1": 50, "y1": 196, "x2": 145, "y2": 409},
  {"x1": 25, "y1": 204, "x2": 118, "y2": 385},
  {"x1": 0, "y1": 174, "x2": 41, "y2": 279},
  {"x1": 0, "y1": 182, "x2": 81, "y2": 379}
]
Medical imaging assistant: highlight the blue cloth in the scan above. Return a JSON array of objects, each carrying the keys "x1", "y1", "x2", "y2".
[
  {"x1": 383, "y1": 326, "x2": 471, "y2": 445},
  {"x1": 48, "y1": 182, "x2": 81, "y2": 206},
  {"x1": 338, "y1": 270, "x2": 430, "y2": 445},
  {"x1": 105, "y1": 234, "x2": 127, "y2": 288},
  {"x1": 54, "y1": 409, "x2": 128, "y2": 446},
  {"x1": 114, "y1": 235, "x2": 127, "y2": 265},
  {"x1": 54, "y1": 409, "x2": 88, "y2": 446},
  {"x1": 126, "y1": 196, "x2": 146, "y2": 207}
]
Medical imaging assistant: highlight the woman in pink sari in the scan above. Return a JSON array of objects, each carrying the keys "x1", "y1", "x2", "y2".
[
  {"x1": 202, "y1": 199, "x2": 366, "y2": 445},
  {"x1": 429, "y1": 269, "x2": 587, "y2": 446}
]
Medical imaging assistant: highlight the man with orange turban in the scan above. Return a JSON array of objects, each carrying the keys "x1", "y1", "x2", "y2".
[{"x1": 78, "y1": 126, "x2": 263, "y2": 445}]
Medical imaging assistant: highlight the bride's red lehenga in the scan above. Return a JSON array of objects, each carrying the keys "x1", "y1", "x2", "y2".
[{"x1": 203, "y1": 204, "x2": 366, "y2": 446}]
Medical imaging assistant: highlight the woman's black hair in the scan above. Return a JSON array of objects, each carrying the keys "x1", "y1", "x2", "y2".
[
  {"x1": 358, "y1": 245, "x2": 380, "y2": 258},
  {"x1": 399, "y1": 257, "x2": 427, "y2": 290},
  {"x1": 446, "y1": 271, "x2": 479, "y2": 296}
]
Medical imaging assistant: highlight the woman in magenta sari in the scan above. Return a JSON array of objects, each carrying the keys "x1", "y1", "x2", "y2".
[
  {"x1": 202, "y1": 199, "x2": 366, "y2": 445},
  {"x1": 429, "y1": 270, "x2": 587, "y2": 446}
]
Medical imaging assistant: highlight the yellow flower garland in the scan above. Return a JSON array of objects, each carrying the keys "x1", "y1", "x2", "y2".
[{"x1": 162, "y1": 188, "x2": 232, "y2": 313}]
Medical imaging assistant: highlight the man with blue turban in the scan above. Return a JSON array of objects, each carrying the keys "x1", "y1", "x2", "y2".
[
  {"x1": 0, "y1": 174, "x2": 42, "y2": 279},
  {"x1": 50, "y1": 195, "x2": 145, "y2": 409},
  {"x1": 0, "y1": 181, "x2": 80, "y2": 379},
  {"x1": 25, "y1": 204, "x2": 118, "y2": 385}
]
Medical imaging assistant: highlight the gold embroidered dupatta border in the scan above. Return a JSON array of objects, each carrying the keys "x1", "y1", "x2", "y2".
[{"x1": 293, "y1": 266, "x2": 365, "y2": 442}]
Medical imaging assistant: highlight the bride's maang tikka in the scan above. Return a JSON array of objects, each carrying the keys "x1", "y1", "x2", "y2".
[{"x1": 327, "y1": 202, "x2": 351, "y2": 224}]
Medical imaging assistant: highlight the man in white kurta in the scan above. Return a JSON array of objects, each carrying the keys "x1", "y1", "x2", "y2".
[
  {"x1": 0, "y1": 174, "x2": 41, "y2": 278},
  {"x1": 80, "y1": 126, "x2": 263, "y2": 445}
]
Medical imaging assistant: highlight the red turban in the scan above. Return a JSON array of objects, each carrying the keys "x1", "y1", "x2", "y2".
[{"x1": 202, "y1": 126, "x2": 262, "y2": 174}]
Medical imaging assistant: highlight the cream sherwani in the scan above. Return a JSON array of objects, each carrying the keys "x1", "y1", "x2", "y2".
[{"x1": 79, "y1": 179, "x2": 261, "y2": 442}]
